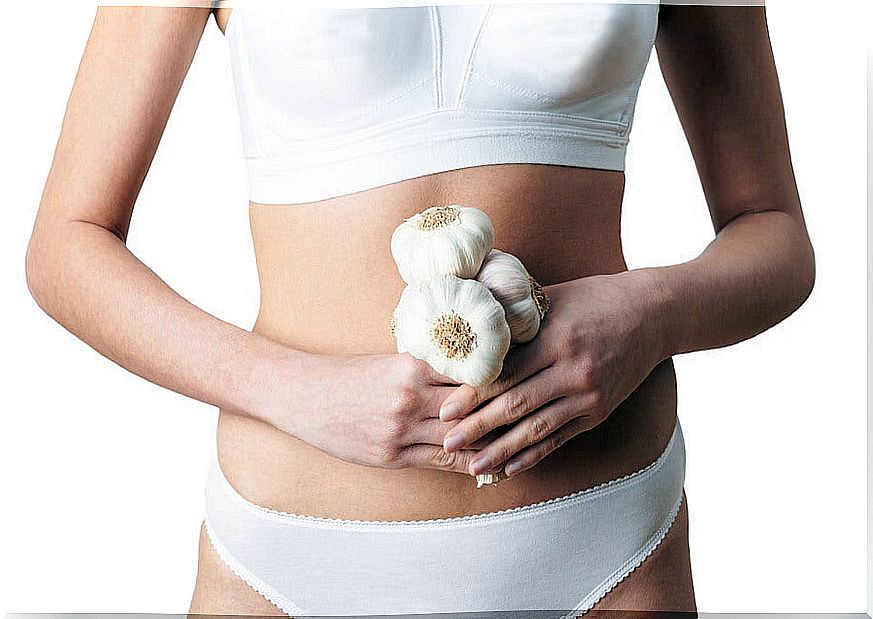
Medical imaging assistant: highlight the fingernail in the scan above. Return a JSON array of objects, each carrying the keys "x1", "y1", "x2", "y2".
[
  {"x1": 440, "y1": 402, "x2": 461, "y2": 421},
  {"x1": 470, "y1": 456, "x2": 491, "y2": 475},
  {"x1": 444, "y1": 433, "x2": 465, "y2": 452},
  {"x1": 505, "y1": 460, "x2": 524, "y2": 475}
]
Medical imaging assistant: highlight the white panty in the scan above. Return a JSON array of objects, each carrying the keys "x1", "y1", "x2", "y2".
[{"x1": 204, "y1": 418, "x2": 686, "y2": 618}]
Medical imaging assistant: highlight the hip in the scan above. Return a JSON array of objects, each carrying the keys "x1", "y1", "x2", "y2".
[
  {"x1": 204, "y1": 405, "x2": 686, "y2": 616},
  {"x1": 214, "y1": 357, "x2": 678, "y2": 521}
]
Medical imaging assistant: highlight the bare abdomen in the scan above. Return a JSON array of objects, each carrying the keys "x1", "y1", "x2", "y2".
[{"x1": 216, "y1": 163, "x2": 678, "y2": 520}]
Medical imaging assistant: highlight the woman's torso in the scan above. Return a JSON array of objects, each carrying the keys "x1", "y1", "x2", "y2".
[{"x1": 212, "y1": 5, "x2": 678, "y2": 521}]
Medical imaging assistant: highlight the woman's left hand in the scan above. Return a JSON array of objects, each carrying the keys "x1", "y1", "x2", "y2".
[{"x1": 439, "y1": 269, "x2": 670, "y2": 477}]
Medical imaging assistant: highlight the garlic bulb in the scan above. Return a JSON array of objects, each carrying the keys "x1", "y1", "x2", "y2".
[
  {"x1": 392, "y1": 274, "x2": 511, "y2": 387},
  {"x1": 390, "y1": 205, "x2": 495, "y2": 284},
  {"x1": 475, "y1": 249, "x2": 550, "y2": 343}
]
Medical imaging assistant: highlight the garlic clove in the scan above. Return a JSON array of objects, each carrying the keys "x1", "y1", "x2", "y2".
[
  {"x1": 392, "y1": 274, "x2": 511, "y2": 387},
  {"x1": 475, "y1": 249, "x2": 549, "y2": 344},
  {"x1": 390, "y1": 205, "x2": 495, "y2": 284},
  {"x1": 475, "y1": 472, "x2": 502, "y2": 488}
]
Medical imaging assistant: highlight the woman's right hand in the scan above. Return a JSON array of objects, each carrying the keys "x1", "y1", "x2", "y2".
[{"x1": 258, "y1": 351, "x2": 488, "y2": 476}]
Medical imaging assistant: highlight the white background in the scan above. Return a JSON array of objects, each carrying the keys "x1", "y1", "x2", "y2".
[{"x1": 0, "y1": 0, "x2": 868, "y2": 615}]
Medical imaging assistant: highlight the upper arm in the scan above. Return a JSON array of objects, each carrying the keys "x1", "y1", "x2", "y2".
[
  {"x1": 654, "y1": 6, "x2": 805, "y2": 233},
  {"x1": 32, "y1": 7, "x2": 211, "y2": 242}
]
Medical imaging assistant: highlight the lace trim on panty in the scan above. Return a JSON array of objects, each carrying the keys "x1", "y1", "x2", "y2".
[
  {"x1": 212, "y1": 419, "x2": 682, "y2": 530},
  {"x1": 560, "y1": 492, "x2": 686, "y2": 618},
  {"x1": 203, "y1": 517, "x2": 312, "y2": 617}
]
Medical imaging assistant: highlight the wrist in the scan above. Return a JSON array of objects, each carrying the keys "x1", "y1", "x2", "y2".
[
  {"x1": 225, "y1": 331, "x2": 313, "y2": 434},
  {"x1": 624, "y1": 266, "x2": 682, "y2": 363}
]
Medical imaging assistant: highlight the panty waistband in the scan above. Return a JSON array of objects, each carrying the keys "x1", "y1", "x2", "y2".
[{"x1": 205, "y1": 417, "x2": 684, "y2": 531}]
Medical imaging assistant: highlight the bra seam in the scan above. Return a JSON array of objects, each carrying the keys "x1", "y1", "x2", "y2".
[
  {"x1": 469, "y1": 67, "x2": 564, "y2": 105},
  {"x1": 429, "y1": 5, "x2": 443, "y2": 109},
  {"x1": 472, "y1": 67, "x2": 643, "y2": 110},
  {"x1": 248, "y1": 107, "x2": 629, "y2": 153},
  {"x1": 274, "y1": 74, "x2": 433, "y2": 126},
  {"x1": 246, "y1": 126, "x2": 628, "y2": 174},
  {"x1": 456, "y1": 3, "x2": 492, "y2": 106}
]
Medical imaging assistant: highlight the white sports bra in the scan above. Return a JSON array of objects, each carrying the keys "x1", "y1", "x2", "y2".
[{"x1": 224, "y1": 1, "x2": 660, "y2": 204}]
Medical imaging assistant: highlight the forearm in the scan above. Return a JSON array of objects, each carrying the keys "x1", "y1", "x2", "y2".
[
  {"x1": 641, "y1": 208, "x2": 815, "y2": 360},
  {"x1": 25, "y1": 219, "x2": 311, "y2": 426}
]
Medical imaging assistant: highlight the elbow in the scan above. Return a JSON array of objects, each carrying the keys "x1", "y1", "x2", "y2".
[
  {"x1": 803, "y1": 241, "x2": 816, "y2": 300},
  {"x1": 25, "y1": 226, "x2": 65, "y2": 320},
  {"x1": 771, "y1": 207, "x2": 816, "y2": 316},
  {"x1": 791, "y1": 233, "x2": 816, "y2": 313},
  {"x1": 25, "y1": 232, "x2": 51, "y2": 314}
]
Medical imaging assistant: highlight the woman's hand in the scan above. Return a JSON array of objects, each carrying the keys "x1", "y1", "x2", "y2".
[
  {"x1": 262, "y1": 350, "x2": 487, "y2": 476},
  {"x1": 438, "y1": 270, "x2": 670, "y2": 477}
]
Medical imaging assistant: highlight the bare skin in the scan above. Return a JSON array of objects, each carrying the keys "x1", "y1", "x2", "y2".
[{"x1": 26, "y1": 5, "x2": 813, "y2": 617}]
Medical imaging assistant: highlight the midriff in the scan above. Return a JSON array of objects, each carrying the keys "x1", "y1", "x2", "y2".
[{"x1": 215, "y1": 162, "x2": 678, "y2": 521}]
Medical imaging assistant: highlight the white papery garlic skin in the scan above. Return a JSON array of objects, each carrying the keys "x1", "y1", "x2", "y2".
[
  {"x1": 475, "y1": 249, "x2": 549, "y2": 344},
  {"x1": 390, "y1": 205, "x2": 495, "y2": 284},
  {"x1": 392, "y1": 274, "x2": 511, "y2": 387}
]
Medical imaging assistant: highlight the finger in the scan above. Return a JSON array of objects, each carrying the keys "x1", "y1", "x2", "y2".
[
  {"x1": 402, "y1": 384, "x2": 468, "y2": 423},
  {"x1": 398, "y1": 444, "x2": 482, "y2": 475},
  {"x1": 438, "y1": 340, "x2": 551, "y2": 421},
  {"x1": 467, "y1": 396, "x2": 590, "y2": 476},
  {"x1": 442, "y1": 365, "x2": 562, "y2": 453},
  {"x1": 467, "y1": 436, "x2": 498, "y2": 450},
  {"x1": 501, "y1": 415, "x2": 592, "y2": 477},
  {"x1": 484, "y1": 402, "x2": 597, "y2": 476},
  {"x1": 467, "y1": 426, "x2": 513, "y2": 449},
  {"x1": 403, "y1": 417, "x2": 463, "y2": 446},
  {"x1": 404, "y1": 418, "x2": 510, "y2": 448}
]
